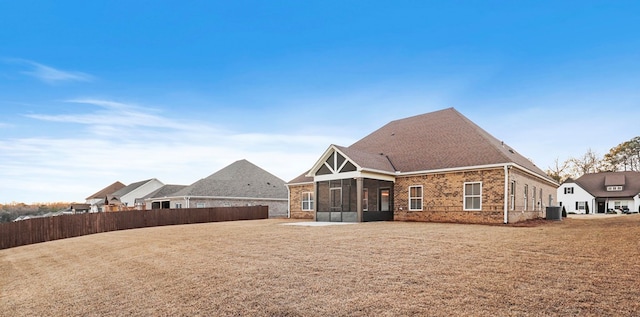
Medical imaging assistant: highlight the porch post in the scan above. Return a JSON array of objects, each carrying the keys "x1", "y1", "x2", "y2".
[
  {"x1": 356, "y1": 177, "x2": 363, "y2": 222},
  {"x1": 313, "y1": 182, "x2": 318, "y2": 221}
]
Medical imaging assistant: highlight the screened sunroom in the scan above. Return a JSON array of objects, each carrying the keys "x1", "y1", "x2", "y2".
[{"x1": 309, "y1": 145, "x2": 396, "y2": 222}]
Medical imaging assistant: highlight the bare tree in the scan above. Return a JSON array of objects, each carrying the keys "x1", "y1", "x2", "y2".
[
  {"x1": 546, "y1": 157, "x2": 570, "y2": 183},
  {"x1": 567, "y1": 148, "x2": 604, "y2": 178}
]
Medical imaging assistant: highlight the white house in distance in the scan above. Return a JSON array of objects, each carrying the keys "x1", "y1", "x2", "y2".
[
  {"x1": 85, "y1": 181, "x2": 126, "y2": 212},
  {"x1": 105, "y1": 178, "x2": 165, "y2": 211},
  {"x1": 557, "y1": 171, "x2": 640, "y2": 214}
]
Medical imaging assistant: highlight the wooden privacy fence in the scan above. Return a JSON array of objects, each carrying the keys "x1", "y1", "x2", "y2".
[{"x1": 0, "y1": 205, "x2": 268, "y2": 250}]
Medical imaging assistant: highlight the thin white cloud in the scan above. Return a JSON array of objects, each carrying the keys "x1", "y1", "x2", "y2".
[
  {"x1": 4, "y1": 58, "x2": 94, "y2": 84},
  {"x1": 26, "y1": 99, "x2": 215, "y2": 136},
  {"x1": 2, "y1": 99, "x2": 340, "y2": 203}
]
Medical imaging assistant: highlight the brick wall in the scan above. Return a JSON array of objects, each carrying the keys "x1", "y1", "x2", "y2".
[
  {"x1": 393, "y1": 167, "x2": 558, "y2": 224},
  {"x1": 394, "y1": 168, "x2": 507, "y2": 224},
  {"x1": 288, "y1": 183, "x2": 314, "y2": 219},
  {"x1": 507, "y1": 168, "x2": 557, "y2": 223}
]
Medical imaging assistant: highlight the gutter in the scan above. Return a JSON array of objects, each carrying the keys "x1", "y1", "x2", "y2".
[{"x1": 286, "y1": 184, "x2": 291, "y2": 219}]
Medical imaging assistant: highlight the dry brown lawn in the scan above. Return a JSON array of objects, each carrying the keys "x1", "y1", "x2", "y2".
[{"x1": 1, "y1": 215, "x2": 639, "y2": 316}]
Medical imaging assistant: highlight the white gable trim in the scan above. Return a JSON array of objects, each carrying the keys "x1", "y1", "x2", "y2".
[{"x1": 305, "y1": 145, "x2": 363, "y2": 177}]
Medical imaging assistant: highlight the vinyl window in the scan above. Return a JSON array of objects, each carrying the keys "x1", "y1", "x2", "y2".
[
  {"x1": 524, "y1": 184, "x2": 528, "y2": 211},
  {"x1": 464, "y1": 182, "x2": 482, "y2": 210},
  {"x1": 509, "y1": 181, "x2": 516, "y2": 210},
  {"x1": 301, "y1": 192, "x2": 314, "y2": 211},
  {"x1": 409, "y1": 185, "x2": 423, "y2": 211}
]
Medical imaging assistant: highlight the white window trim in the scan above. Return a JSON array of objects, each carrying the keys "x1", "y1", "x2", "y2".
[
  {"x1": 196, "y1": 202, "x2": 206, "y2": 208},
  {"x1": 509, "y1": 180, "x2": 516, "y2": 211},
  {"x1": 464, "y1": 182, "x2": 482, "y2": 211},
  {"x1": 301, "y1": 192, "x2": 314, "y2": 211},
  {"x1": 524, "y1": 184, "x2": 528, "y2": 211},
  {"x1": 408, "y1": 185, "x2": 423, "y2": 211},
  {"x1": 577, "y1": 201, "x2": 586, "y2": 210}
]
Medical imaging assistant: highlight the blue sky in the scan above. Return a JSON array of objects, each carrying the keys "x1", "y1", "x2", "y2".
[{"x1": 1, "y1": 1, "x2": 639, "y2": 203}]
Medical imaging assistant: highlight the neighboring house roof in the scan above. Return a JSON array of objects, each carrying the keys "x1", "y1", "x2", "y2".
[
  {"x1": 294, "y1": 107, "x2": 554, "y2": 183},
  {"x1": 574, "y1": 171, "x2": 640, "y2": 198},
  {"x1": 85, "y1": 181, "x2": 126, "y2": 200},
  {"x1": 112, "y1": 179, "x2": 155, "y2": 197},
  {"x1": 136, "y1": 184, "x2": 188, "y2": 204},
  {"x1": 142, "y1": 184, "x2": 188, "y2": 199},
  {"x1": 173, "y1": 159, "x2": 287, "y2": 199},
  {"x1": 70, "y1": 204, "x2": 91, "y2": 210}
]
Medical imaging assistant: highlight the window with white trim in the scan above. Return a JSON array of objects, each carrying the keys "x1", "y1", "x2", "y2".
[
  {"x1": 524, "y1": 184, "x2": 528, "y2": 211},
  {"x1": 464, "y1": 182, "x2": 482, "y2": 210},
  {"x1": 607, "y1": 186, "x2": 623, "y2": 192},
  {"x1": 577, "y1": 201, "x2": 586, "y2": 211},
  {"x1": 175, "y1": 203, "x2": 182, "y2": 209},
  {"x1": 196, "y1": 202, "x2": 205, "y2": 208},
  {"x1": 532, "y1": 186, "x2": 537, "y2": 211},
  {"x1": 509, "y1": 181, "x2": 516, "y2": 210},
  {"x1": 409, "y1": 185, "x2": 423, "y2": 211},
  {"x1": 301, "y1": 192, "x2": 314, "y2": 211}
]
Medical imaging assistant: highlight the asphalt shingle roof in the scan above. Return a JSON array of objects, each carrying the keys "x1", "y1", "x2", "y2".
[
  {"x1": 574, "y1": 171, "x2": 640, "y2": 198},
  {"x1": 85, "y1": 181, "x2": 126, "y2": 200},
  {"x1": 348, "y1": 108, "x2": 550, "y2": 179},
  {"x1": 112, "y1": 179, "x2": 154, "y2": 197},
  {"x1": 173, "y1": 159, "x2": 287, "y2": 199},
  {"x1": 140, "y1": 184, "x2": 188, "y2": 200}
]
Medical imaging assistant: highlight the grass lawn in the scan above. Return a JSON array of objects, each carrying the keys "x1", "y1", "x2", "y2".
[{"x1": 1, "y1": 215, "x2": 639, "y2": 316}]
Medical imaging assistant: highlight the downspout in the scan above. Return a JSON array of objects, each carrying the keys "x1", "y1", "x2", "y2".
[
  {"x1": 286, "y1": 185, "x2": 291, "y2": 219},
  {"x1": 503, "y1": 164, "x2": 510, "y2": 224}
]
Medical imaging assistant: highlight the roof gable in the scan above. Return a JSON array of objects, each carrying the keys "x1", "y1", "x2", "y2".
[
  {"x1": 174, "y1": 159, "x2": 287, "y2": 199},
  {"x1": 112, "y1": 179, "x2": 155, "y2": 197}
]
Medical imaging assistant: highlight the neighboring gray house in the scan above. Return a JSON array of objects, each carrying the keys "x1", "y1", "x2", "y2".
[
  {"x1": 145, "y1": 159, "x2": 288, "y2": 218},
  {"x1": 135, "y1": 184, "x2": 188, "y2": 210}
]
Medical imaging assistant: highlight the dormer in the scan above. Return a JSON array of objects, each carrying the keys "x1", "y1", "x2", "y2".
[{"x1": 604, "y1": 174, "x2": 625, "y2": 192}]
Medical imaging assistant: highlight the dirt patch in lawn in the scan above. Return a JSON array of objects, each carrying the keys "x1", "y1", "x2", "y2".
[{"x1": 2, "y1": 215, "x2": 639, "y2": 316}]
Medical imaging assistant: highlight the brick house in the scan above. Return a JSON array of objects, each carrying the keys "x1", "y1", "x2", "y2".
[{"x1": 287, "y1": 108, "x2": 558, "y2": 224}]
